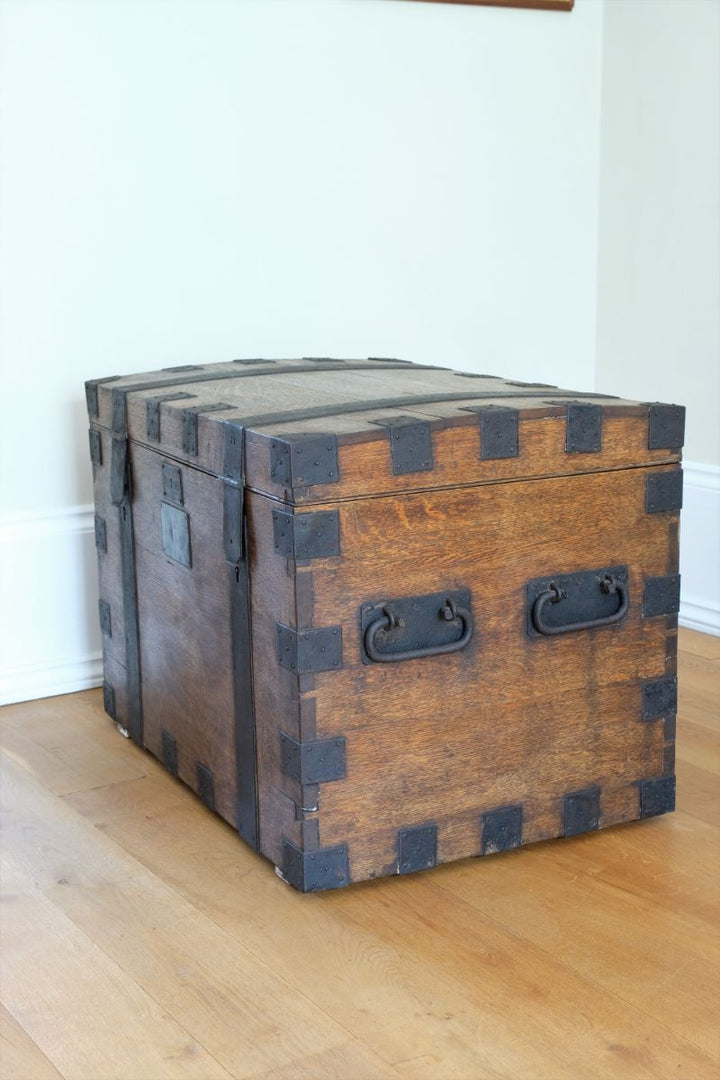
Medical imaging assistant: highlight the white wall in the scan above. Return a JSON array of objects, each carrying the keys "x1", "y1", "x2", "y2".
[
  {"x1": 2, "y1": 0, "x2": 717, "y2": 704},
  {"x1": 596, "y1": 0, "x2": 720, "y2": 635},
  {"x1": 0, "y1": 0, "x2": 605, "y2": 517},
  {"x1": 597, "y1": 0, "x2": 719, "y2": 466},
  {"x1": 0, "y1": 0, "x2": 606, "y2": 702}
]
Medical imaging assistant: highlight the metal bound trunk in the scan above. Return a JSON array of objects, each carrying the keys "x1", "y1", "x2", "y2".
[{"x1": 86, "y1": 358, "x2": 684, "y2": 890}]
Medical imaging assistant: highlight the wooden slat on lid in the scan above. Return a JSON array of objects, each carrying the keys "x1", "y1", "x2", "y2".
[{"x1": 91, "y1": 357, "x2": 683, "y2": 502}]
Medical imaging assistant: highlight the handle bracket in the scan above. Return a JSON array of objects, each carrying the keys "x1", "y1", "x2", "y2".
[
  {"x1": 527, "y1": 565, "x2": 629, "y2": 637},
  {"x1": 361, "y1": 589, "x2": 473, "y2": 664}
]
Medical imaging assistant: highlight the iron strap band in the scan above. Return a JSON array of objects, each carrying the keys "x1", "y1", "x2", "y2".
[
  {"x1": 107, "y1": 366, "x2": 616, "y2": 435},
  {"x1": 228, "y1": 486, "x2": 259, "y2": 849},
  {"x1": 107, "y1": 362, "x2": 431, "y2": 431},
  {"x1": 221, "y1": 424, "x2": 259, "y2": 848},
  {"x1": 220, "y1": 390, "x2": 620, "y2": 434},
  {"x1": 118, "y1": 493, "x2": 143, "y2": 746}
]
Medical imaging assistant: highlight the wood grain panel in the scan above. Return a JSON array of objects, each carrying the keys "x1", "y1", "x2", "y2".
[
  {"x1": 302, "y1": 465, "x2": 677, "y2": 880},
  {"x1": 246, "y1": 415, "x2": 680, "y2": 504},
  {"x1": 90, "y1": 427, "x2": 128, "y2": 671},
  {"x1": 130, "y1": 442, "x2": 237, "y2": 826},
  {"x1": 245, "y1": 490, "x2": 303, "y2": 866}
]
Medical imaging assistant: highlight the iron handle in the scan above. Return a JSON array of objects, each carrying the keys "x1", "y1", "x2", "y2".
[
  {"x1": 531, "y1": 573, "x2": 628, "y2": 636},
  {"x1": 364, "y1": 598, "x2": 473, "y2": 663}
]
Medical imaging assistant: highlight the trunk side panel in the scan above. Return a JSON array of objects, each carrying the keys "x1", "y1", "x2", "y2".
[
  {"x1": 307, "y1": 464, "x2": 678, "y2": 882},
  {"x1": 131, "y1": 442, "x2": 238, "y2": 826}
]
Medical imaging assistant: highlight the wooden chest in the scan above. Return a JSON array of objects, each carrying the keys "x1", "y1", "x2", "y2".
[{"x1": 86, "y1": 358, "x2": 684, "y2": 890}]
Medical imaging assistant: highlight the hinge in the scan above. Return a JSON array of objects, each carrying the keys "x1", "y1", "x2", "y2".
[
  {"x1": 85, "y1": 376, "x2": 120, "y2": 419},
  {"x1": 397, "y1": 824, "x2": 437, "y2": 874},
  {"x1": 145, "y1": 392, "x2": 196, "y2": 442},
  {"x1": 162, "y1": 462, "x2": 184, "y2": 506},
  {"x1": 563, "y1": 786, "x2": 600, "y2": 836},
  {"x1": 281, "y1": 840, "x2": 350, "y2": 892},
  {"x1": 161, "y1": 730, "x2": 178, "y2": 776},
  {"x1": 642, "y1": 676, "x2": 678, "y2": 722},
  {"x1": 196, "y1": 763, "x2": 216, "y2": 811},
  {"x1": 223, "y1": 483, "x2": 245, "y2": 564},
  {"x1": 98, "y1": 599, "x2": 112, "y2": 637},
  {"x1": 643, "y1": 574, "x2": 681, "y2": 618},
  {"x1": 566, "y1": 403, "x2": 603, "y2": 454},
  {"x1": 102, "y1": 682, "x2": 116, "y2": 720},
  {"x1": 182, "y1": 403, "x2": 233, "y2": 455},
  {"x1": 645, "y1": 470, "x2": 683, "y2": 513},
  {"x1": 471, "y1": 405, "x2": 520, "y2": 460},
  {"x1": 223, "y1": 422, "x2": 245, "y2": 483},
  {"x1": 276, "y1": 624, "x2": 343, "y2": 674},
  {"x1": 272, "y1": 509, "x2": 340, "y2": 560},
  {"x1": 280, "y1": 732, "x2": 346, "y2": 785},
  {"x1": 372, "y1": 415, "x2": 434, "y2": 476},
  {"x1": 160, "y1": 503, "x2": 191, "y2": 567},
  {"x1": 88, "y1": 429, "x2": 103, "y2": 467},
  {"x1": 94, "y1": 515, "x2": 107, "y2": 554},
  {"x1": 638, "y1": 776, "x2": 676, "y2": 818},
  {"x1": 481, "y1": 805, "x2": 523, "y2": 854},
  {"x1": 110, "y1": 436, "x2": 128, "y2": 505},
  {"x1": 270, "y1": 434, "x2": 339, "y2": 489},
  {"x1": 647, "y1": 404, "x2": 685, "y2": 450}
]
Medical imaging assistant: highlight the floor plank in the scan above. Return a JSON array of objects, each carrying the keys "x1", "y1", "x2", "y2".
[
  {"x1": 0, "y1": 691, "x2": 146, "y2": 796},
  {"x1": 0, "y1": 858, "x2": 233, "y2": 1080},
  {"x1": 64, "y1": 770, "x2": 716, "y2": 1080},
  {"x1": 246, "y1": 1043, "x2": 402, "y2": 1080},
  {"x1": 679, "y1": 627, "x2": 720, "y2": 660},
  {"x1": 432, "y1": 827, "x2": 719, "y2": 1060},
  {"x1": 676, "y1": 757, "x2": 720, "y2": 827},
  {"x1": 0, "y1": 1005, "x2": 64, "y2": 1080},
  {"x1": 1, "y1": 758, "x2": 353, "y2": 1080},
  {"x1": 0, "y1": 627, "x2": 718, "y2": 1080},
  {"x1": 678, "y1": 650, "x2": 720, "y2": 733}
]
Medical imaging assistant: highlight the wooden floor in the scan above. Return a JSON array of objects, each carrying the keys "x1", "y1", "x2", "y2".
[{"x1": 1, "y1": 630, "x2": 718, "y2": 1080}]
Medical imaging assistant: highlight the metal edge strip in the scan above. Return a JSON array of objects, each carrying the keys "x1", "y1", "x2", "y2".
[
  {"x1": 118, "y1": 492, "x2": 144, "y2": 746},
  {"x1": 223, "y1": 427, "x2": 259, "y2": 850},
  {"x1": 230, "y1": 390, "x2": 622, "y2": 434},
  {"x1": 104, "y1": 361, "x2": 425, "y2": 400}
]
